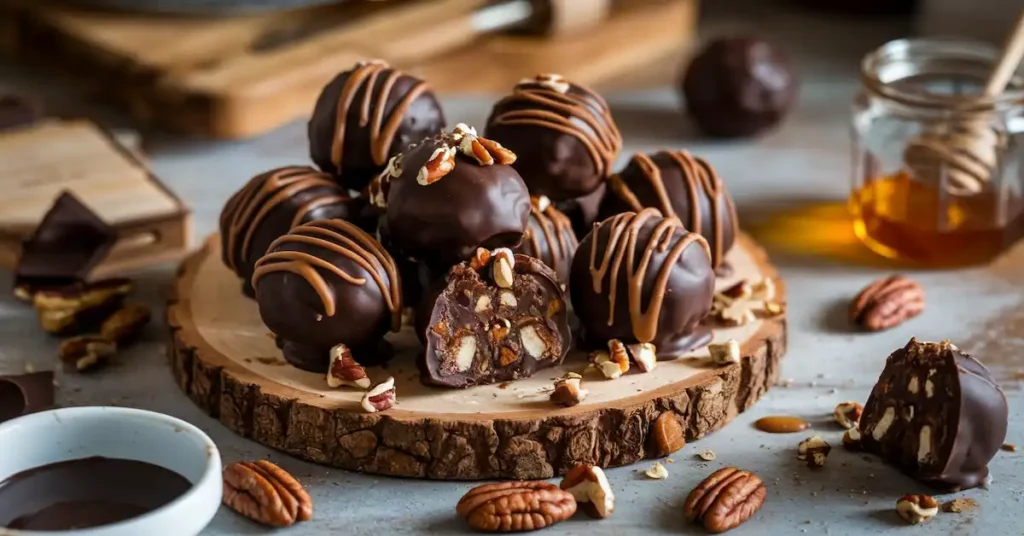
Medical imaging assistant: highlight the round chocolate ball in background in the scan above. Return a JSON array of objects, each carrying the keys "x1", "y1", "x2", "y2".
[
  {"x1": 556, "y1": 182, "x2": 605, "y2": 240},
  {"x1": 681, "y1": 37, "x2": 799, "y2": 138},
  {"x1": 383, "y1": 124, "x2": 531, "y2": 271},
  {"x1": 252, "y1": 219, "x2": 402, "y2": 371},
  {"x1": 513, "y1": 196, "x2": 578, "y2": 283},
  {"x1": 569, "y1": 209, "x2": 715, "y2": 360},
  {"x1": 485, "y1": 73, "x2": 622, "y2": 201},
  {"x1": 220, "y1": 166, "x2": 369, "y2": 297},
  {"x1": 598, "y1": 150, "x2": 738, "y2": 272},
  {"x1": 308, "y1": 60, "x2": 446, "y2": 192}
]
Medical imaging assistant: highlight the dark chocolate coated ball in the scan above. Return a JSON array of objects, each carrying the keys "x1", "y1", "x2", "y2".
[
  {"x1": 308, "y1": 60, "x2": 446, "y2": 191},
  {"x1": 220, "y1": 166, "x2": 367, "y2": 297},
  {"x1": 384, "y1": 125, "x2": 531, "y2": 269},
  {"x1": 252, "y1": 220, "x2": 402, "y2": 371},
  {"x1": 513, "y1": 196, "x2": 578, "y2": 282},
  {"x1": 681, "y1": 37, "x2": 799, "y2": 138},
  {"x1": 598, "y1": 151, "x2": 737, "y2": 270},
  {"x1": 569, "y1": 209, "x2": 714, "y2": 359},
  {"x1": 485, "y1": 74, "x2": 622, "y2": 201}
]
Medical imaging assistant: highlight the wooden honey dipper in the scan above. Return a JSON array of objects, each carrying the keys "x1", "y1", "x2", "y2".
[{"x1": 903, "y1": 12, "x2": 1024, "y2": 195}]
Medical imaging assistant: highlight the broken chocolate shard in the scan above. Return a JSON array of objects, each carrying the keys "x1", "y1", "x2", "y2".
[
  {"x1": 418, "y1": 253, "x2": 571, "y2": 388},
  {"x1": 14, "y1": 192, "x2": 117, "y2": 295},
  {"x1": 0, "y1": 372, "x2": 55, "y2": 424},
  {"x1": 859, "y1": 338, "x2": 1008, "y2": 492}
]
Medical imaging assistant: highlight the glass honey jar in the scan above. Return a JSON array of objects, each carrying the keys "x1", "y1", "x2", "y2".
[{"x1": 851, "y1": 38, "x2": 1024, "y2": 266}]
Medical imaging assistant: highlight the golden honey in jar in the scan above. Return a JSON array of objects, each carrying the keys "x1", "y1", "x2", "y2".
[{"x1": 851, "y1": 39, "x2": 1024, "y2": 266}]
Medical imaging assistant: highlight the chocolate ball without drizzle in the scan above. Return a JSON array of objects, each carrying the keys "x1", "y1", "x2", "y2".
[
  {"x1": 513, "y1": 196, "x2": 578, "y2": 283},
  {"x1": 485, "y1": 73, "x2": 622, "y2": 201},
  {"x1": 383, "y1": 124, "x2": 531, "y2": 270},
  {"x1": 252, "y1": 220, "x2": 402, "y2": 371},
  {"x1": 859, "y1": 339, "x2": 1008, "y2": 492},
  {"x1": 220, "y1": 166, "x2": 368, "y2": 297},
  {"x1": 598, "y1": 150, "x2": 738, "y2": 271},
  {"x1": 569, "y1": 209, "x2": 715, "y2": 360},
  {"x1": 308, "y1": 60, "x2": 446, "y2": 191},
  {"x1": 681, "y1": 37, "x2": 798, "y2": 138}
]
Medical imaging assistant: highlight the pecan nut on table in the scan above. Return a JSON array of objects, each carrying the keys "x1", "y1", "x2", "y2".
[
  {"x1": 457, "y1": 481, "x2": 576, "y2": 532},
  {"x1": 222, "y1": 460, "x2": 313, "y2": 527},
  {"x1": 684, "y1": 467, "x2": 766, "y2": 533},
  {"x1": 850, "y1": 275, "x2": 925, "y2": 331}
]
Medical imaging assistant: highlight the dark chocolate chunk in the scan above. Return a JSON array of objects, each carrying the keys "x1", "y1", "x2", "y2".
[
  {"x1": 859, "y1": 338, "x2": 1008, "y2": 492},
  {"x1": 0, "y1": 372, "x2": 54, "y2": 424},
  {"x1": 308, "y1": 60, "x2": 446, "y2": 191},
  {"x1": 14, "y1": 192, "x2": 118, "y2": 296},
  {"x1": 419, "y1": 251, "x2": 571, "y2": 388},
  {"x1": 220, "y1": 166, "x2": 369, "y2": 296},
  {"x1": 569, "y1": 209, "x2": 715, "y2": 359},
  {"x1": 556, "y1": 181, "x2": 605, "y2": 240},
  {"x1": 383, "y1": 124, "x2": 531, "y2": 269},
  {"x1": 513, "y1": 196, "x2": 578, "y2": 282},
  {"x1": 598, "y1": 150, "x2": 738, "y2": 269},
  {"x1": 253, "y1": 219, "x2": 402, "y2": 371},
  {"x1": 681, "y1": 37, "x2": 799, "y2": 138},
  {"x1": 485, "y1": 74, "x2": 622, "y2": 201},
  {"x1": 0, "y1": 92, "x2": 41, "y2": 132}
]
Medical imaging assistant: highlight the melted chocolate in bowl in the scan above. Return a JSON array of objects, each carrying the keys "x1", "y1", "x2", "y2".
[{"x1": 0, "y1": 457, "x2": 192, "y2": 531}]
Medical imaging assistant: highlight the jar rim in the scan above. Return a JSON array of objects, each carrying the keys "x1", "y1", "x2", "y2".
[{"x1": 861, "y1": 37, "x2": 1024, "y2": 112}]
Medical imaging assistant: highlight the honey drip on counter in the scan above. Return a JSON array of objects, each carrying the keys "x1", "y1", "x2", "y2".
[
  {"x1": 850, "y1": 170, "x2": 1024, "y2": 266},
  {"x1": 754, "y1": 416, "x2": 810, "y2": 434}
]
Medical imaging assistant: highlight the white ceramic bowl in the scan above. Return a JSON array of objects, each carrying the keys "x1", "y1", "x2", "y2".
[{"x1": 0, "y1": 407, "x2": 222, "y2": 536}]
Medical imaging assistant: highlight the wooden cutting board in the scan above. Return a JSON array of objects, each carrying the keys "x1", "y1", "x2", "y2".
[
  {"x1": 2, "y1": 0, "x2": 696, "y2": 139},
  {"x1": 0, "y1": 121, "x2": 191, "y2": 276}
]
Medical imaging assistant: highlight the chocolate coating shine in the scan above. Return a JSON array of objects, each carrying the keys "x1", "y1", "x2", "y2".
[
  {"x1": 309, "y1": 60, "x2": 446, "y2": 191},
  {"x1": 419, "y1": 253, "x2": 571, "y2": 388},
  {"x1": 682, "y1": 37, "x2": 799, "y2": 138},
  {"x1": 598, "y1": 151, "x2": 737, "y2": 269},
  {"x1": 859, "y1": 339, "x2": 1008, "y2": 492},
  {"x1": 220, "y1": 166, "x2": 367, "y2": 296},
  {"x1": 569, "y1": 209, "x2": 714, "y2": 359},
  {"x1": 557, "y1": 182, "x2": 605, "y2": 240},
  {"x1": 384, "y1": 126, "x2": 531, "y2": 269},
  {"x1": 253, "y1": 219, "x2": 402, "y2": 371},
  {"x1": 513, "y1": 197, "x2": 578, "y2": 282},
  {"x1": 485, "y1": 74, "x2": 622, "y2": 201}
]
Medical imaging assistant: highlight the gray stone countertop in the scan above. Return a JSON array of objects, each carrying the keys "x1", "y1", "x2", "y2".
[{"x1": 1, "y1": 2, "x2": 1023, "y2": 534}]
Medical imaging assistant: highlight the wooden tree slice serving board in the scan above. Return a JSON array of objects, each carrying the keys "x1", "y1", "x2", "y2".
[{"x1": 167, "y1": 233, "x2": 786, "y2": 480}]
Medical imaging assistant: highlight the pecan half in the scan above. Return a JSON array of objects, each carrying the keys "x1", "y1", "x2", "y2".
[
  {"x1": 684, "y1": 467, "x2": 766, "y2": 533},
  {"x1": 99, "y1": 302, "x2": 151, "y2": 344},
  {"x1": 651, "y1": 412, "x2": 686, "y2": 457},
  {"x1": 850, "y1": 275, "x2": 925, "y2": 331},
  {"x1": 456, "y1": 481, "x2": 576, "y2": 532},
  {"x1": 33, "y1": 278, "x2": 133, "y2": 335},
  {"x1": 361, "y1": 377, "x2": 396, "y2": 413},
  {"x1": 417, "y1": 145, "x2": 456, "y2": 185},
  {"x1": 222, "y1": 460, "x2": 312, "y2": 527},
  {"x1": 326, "y1": 344, "x2": 370, "y2": 389},
  {"x1": 59, "y1": 335, "x2": 116, "y2": 372}
]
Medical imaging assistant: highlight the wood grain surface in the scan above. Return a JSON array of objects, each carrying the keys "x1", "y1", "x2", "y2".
[{"x1": 166, "y1": 232, "x2": 786, "y2": 480}]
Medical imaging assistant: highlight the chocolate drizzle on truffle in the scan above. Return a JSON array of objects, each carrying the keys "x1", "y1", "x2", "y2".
[
  {"x1": 221, "y1": 166, "x2": 357, "y2": 288},
  {"x1": 600, "y1": 151, "x2": 737, "y2": 269},
  {"x1": 485, "y1": 74, "x2": 622, "y2": 200},
  {"x1": 253, "y1": 220, "x2": 401, "y2": 330},
  {"x1": 514, "y1": 196, "x2": 578, "y2": 282}
]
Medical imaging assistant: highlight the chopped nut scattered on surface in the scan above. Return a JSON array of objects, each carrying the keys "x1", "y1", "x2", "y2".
[
  {"x1": 59, "y1": 335, "x2": 116, "y2": 372},
  {"x1": 592, "y1": 342, "x2": 629, "y2": 379},
  {"x1": 550, "y1": 373, "x2": 588, "y2": 407},
  {"x1": 833, "y1": 401, "x2": 864, "y2": 429},
  {"x1": 222, "y1": 460, "x2": 313, "y2": 527},
  {"x1": 896, "y1": 494, "x2": 938, "y2": 524},
  {"x1": 627, "y1": 342, "x2": 658, "y2": 372},
  {"x1": 842, "y1": 428, "x2": 863, "y2": 451},
  {"x1": 326, "y1": 344, "x2": 371, "y2": 389},
  {"x1": 360, "y1": 377, "x2": 396, "y2": 413},
  {"x1": 684, "y1": 467, "x2": 766, "y2": 533},
  {"x1": 796, "y1": 436, "x2": 831, "y2": 468},
  {"x1": 1001, "y1": 443, "x2": 1018, "y2": 452},
  {"x1": 708, "y1": 339, "x2": 740, "y2": 365},
  {"x1": 711, "y1": 278, "x2": 782, "y2": 326},
  {"x1": 99, "y1": 302, "x2": 152, "y2": 344},
  {"x1": 696, "y1": 449, "x2": 716, "y2": 461},
  {"x1": 644, "y1": 462, "x2": 669, "y2": 480},
  {"x1": 560, "y1": 464, "x2": 615, "y2": 519},
  {"x1": 942, "y1": 498, "x2": 979, "y2": 513}
]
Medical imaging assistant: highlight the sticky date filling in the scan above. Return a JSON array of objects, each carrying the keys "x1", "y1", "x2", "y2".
[{"x1": 431, "y1": 272, "x2": 562, "y2": 378}]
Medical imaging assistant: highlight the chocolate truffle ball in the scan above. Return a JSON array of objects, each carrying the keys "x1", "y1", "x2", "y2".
[
  {"x1": 598, "y1": 150, "x2": 738, "y2": 271},
  {"x1": 557, "y1": 182, "x2": 605, "y2": 240},
  {"x1": 220, "y1": 166, "x2": 367, "y2": 297},
  {"x1": 513, "y1": 196, "x2": 578, "y2": 282},
  {"x1": 308, "y1": 60, "x2": 446, "y2": 191},
  {"x1": 419, "y1": 250, "x2": 571, "y2": 388},
  {"x1": 252, "y1": 219, "x2": 402, "y2": 371},
  {"x1": 681, "y1": 37, "x2": 799, "y2": 138},
  {"x1": 859, "y1": 339, "x2": 1008, "y2": 492},
  {"x1": 569, "y1": 209, "x2": 714, "y2": 359},
  {"x1": 485, "y1": 73, "x2": 622, "y2": 201},
  {"x1": 383, "y1": 124, "x2": 531, "y2": 269}
]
